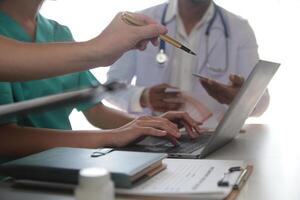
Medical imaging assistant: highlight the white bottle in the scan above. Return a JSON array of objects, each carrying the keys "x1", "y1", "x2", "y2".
[{"x1": 75, "y1": 168, "x2": 115, "y2": 200}]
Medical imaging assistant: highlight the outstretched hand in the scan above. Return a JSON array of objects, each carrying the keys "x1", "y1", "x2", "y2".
[{"x1": 200, "y1": 74, "x2": 244, "y2": 105}]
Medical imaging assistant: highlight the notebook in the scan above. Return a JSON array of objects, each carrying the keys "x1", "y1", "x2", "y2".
[{"x1": 0, "y1": 147, "x2": 167, "y2": 188}]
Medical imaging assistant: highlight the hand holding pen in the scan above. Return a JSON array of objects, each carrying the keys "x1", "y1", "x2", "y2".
[
  {"x1": 95, "y1": 12, "x2": 167, "y2": 66},
  {"x1": 121, "y1": 11, "x2": 196, "y2": 55}
]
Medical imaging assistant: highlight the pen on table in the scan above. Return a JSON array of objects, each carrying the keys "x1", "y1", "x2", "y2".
[{"x1": 121, "y1": 11, "x2": 196, "y2": 56}]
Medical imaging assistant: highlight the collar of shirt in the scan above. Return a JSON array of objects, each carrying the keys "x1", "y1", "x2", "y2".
[
  {"x1": 0, "y1": 11, "x2": 57, "y2": 42},
  {"x1": 165, "y1": 0, "x2": 215, "y2": 37}
]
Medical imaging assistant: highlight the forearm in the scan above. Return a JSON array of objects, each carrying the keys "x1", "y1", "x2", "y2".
[
  {"x1": 0, "y1": 12, "x2": 166, "y2": 82},
  {"x1": 0, "y1": 124, "x2": 116, "y2": 157},
  {"x1": 0, "y1": 36, "x2": 105, "y2": 81},
  {"x1": 84, "y1": 104, "x2": 134, "y2": 129}
]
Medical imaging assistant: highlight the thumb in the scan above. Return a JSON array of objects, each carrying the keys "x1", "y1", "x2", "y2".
[
  {"x1": 229, "y1": 74, "x2": 244, "y2": 86},
  {"x1": 137, "y1": 24, "x2": 167, "y2": 40}
]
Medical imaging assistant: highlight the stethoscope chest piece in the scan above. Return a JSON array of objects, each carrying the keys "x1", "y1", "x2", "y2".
[{"x1": 156, "y1": 49, "x2": 168, "y2": 65}]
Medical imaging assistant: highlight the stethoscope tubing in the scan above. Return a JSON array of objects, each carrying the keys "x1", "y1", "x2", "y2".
[{"x1": 157, "y1": 2, "x2": 229, "y2": 72}]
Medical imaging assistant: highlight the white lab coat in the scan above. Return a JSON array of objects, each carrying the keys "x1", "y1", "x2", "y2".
[{"x1": 106, "y1": 3, "x2": 269, "y2": 126}]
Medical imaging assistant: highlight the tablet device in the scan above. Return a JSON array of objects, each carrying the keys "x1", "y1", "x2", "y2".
[{"x1": 0, "y1": 82, "x2": 125, "y2": 118}]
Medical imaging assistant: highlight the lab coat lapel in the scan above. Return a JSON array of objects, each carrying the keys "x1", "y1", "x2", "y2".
[
  {"x1": 195, "y1": 29, "x2": 208, "y2": 74},
  {"x1": 161, "y1": 19, "x2": 176, "y2": 83},
  {"x1": 196, "y1": 17, "x2": 225, "y2": 74}
]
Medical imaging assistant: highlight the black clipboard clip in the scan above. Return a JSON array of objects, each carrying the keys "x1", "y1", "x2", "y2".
[
  {"x1": 91, "y1": 148, "x2": 114, "y2": 157},
  {"x1": 217, "y1": 166, "x2": 249, "y2": 189}
]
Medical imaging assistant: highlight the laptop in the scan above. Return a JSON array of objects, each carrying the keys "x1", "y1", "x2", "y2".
[{"x1": 120, "y1": 60, "x2": 280, "y2": 159}]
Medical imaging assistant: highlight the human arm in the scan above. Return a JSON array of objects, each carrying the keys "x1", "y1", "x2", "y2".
[
  {"x1": 107, "y1": 64, "x2": 184, "y2": 113},
  {"x1": 200, "y1": 74, "x2": 244, "y2": 105},
  {"x1": 0, "y1": 12, "x2": 167, "y2": 81},
  {"x1": 0, "y1": 36, "x2": 95, "y2": 81},
  {"x1": 0, "y1": 117, "x2": 178, "y2": 157},
  {"x1": 140, "y1": 84, "x2": 185, "y2": 113},
  {"x1": 84, "y1": 104, "x2": 134, "y2": 129},
  {"x1": 105, "y1": 83, "x2": 185, "y2": 114},
  {"x1": 84, "y1": 103, "x2": 203, "y2": 138},
  {"x1": 84, "y1": 102, "x2": 203, "y2": 133},
  {"x1": 0, "y1": 124, "x2": 114, "y2": 157},
  {"x1": 199, "y1": 73, "x2": 269, "y2": 116}
]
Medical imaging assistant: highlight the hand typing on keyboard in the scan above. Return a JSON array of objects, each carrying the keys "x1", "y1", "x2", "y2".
[{"x1": 159, "y1": 111, "x2": 205, "y2": 140}]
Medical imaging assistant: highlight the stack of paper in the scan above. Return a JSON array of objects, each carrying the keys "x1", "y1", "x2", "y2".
[{"x1": 117, "y1": 159, "x2": 247, "y2": 200}]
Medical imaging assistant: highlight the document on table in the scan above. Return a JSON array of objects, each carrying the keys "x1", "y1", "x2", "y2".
[{"x1": 117, "y1": 159, "x2": 247, "y2": 200}]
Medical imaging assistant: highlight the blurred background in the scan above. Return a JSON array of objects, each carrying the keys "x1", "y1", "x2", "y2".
[{"x1": 40, "y1": 0, "x2": 299, "y2": 130}]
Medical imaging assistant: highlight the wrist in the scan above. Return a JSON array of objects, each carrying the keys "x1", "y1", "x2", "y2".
[
  {"x1": 84, "y1": 37, "x2": 108, "y2": 66},
  {"x1": 102, "y1": 129, "x2": 124, "y2": 148},
  {"x1": 87, "y1": 32, "x2": 125, "y2": 67},
  {"x1": 93, "y1": 130, "x2": 118, "y2": 148}
]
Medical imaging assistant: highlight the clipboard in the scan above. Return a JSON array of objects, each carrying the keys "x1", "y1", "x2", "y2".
[
  {"x1": 117, "y1": 162, "x2": 253, "y2": 200},
  {"x1": 225, "y1": 165, "x2": 253, "y2": 200}
]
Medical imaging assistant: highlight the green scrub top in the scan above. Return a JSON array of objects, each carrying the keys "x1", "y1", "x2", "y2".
[{"x1": 0, "y1": 12, "x2": 101, "y2": 164}]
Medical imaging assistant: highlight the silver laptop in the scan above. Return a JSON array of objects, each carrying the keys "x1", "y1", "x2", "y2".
[{"x1": 120, "y1": 60, "x2": 280, "y2": 158}]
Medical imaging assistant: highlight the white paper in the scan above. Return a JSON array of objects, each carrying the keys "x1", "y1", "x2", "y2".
[{"x1": 117, "y1": 159, "x2": 246, "y2": 199}]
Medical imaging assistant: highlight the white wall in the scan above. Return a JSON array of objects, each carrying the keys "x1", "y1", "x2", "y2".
[{"x1": 40, "y1": 0, "x2": 300, "y2": 130}]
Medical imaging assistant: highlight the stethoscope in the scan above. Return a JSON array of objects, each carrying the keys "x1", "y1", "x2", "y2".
[{"x1": 156, "y1": 3, "x2": 230, "y2": 72}]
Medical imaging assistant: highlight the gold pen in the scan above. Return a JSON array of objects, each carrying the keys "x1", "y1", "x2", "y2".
[{"x1": 121, "y1": 11, "x2": 196, "y2": 56}]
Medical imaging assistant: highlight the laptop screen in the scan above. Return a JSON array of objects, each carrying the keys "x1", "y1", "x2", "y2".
[{"x1": 200, "y1": 60, "x2": 280, "y2": 158}]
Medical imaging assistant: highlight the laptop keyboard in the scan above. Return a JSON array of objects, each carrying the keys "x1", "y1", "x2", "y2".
[
  {"x1": 167, "y1": 134, "x2": 211, "y2": 153},
  {"x1": 124, "y1": 134, "x2": 212, "y2": 154}
]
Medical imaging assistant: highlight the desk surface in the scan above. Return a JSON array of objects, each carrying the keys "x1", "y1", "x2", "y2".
[{"x1": 1, "y1": 124, "x2": 300, "y2": 200}]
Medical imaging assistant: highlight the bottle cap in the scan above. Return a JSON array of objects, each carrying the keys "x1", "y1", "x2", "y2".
[{"x1": 78, "y1": 168, "x2": 111, "y2": 188}]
